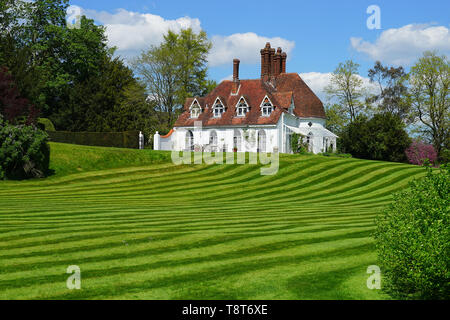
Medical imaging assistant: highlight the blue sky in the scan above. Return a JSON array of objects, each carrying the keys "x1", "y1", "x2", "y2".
[{"x1": 70, "y1": 0, "x2": 449, "y2": 100}]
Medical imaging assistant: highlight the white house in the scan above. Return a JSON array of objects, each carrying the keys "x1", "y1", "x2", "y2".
[{"x1": 154, "y1": 43, "x2": 337, "y2": 154}]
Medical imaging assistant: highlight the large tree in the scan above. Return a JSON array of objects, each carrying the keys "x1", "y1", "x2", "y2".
[
  {"x1": 339, "y1": 113, "x2": 411, "y2": 162},
  {"x1": 324, "y1": 103, "x2": 349, "y2": 136},
  {"x1": 133, "y1": 28, "x2": 213, "y2": 127},
  {"x1": 0, "y1": 0, "x2": 134, "y2": 132},
  {"x1": 368, "y1": 61, "x2": 411, "y2": 121},
  {"x1": 407, "y1": 51, "x2": 449, "y2": 161},
  {"x1": 325, "y1": 60, "x2": 368, "y2": 123}
]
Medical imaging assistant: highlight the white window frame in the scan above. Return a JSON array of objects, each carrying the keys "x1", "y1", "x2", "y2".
[
  {"x1": 189, "y1": 99, "x2": 202, "y2": 118},
  {"x1": 260, "y1": 95, "x2": 274, "y2": 117},
  {"x1": 236, "y1": 97, "x2": 249, "y2": 117},
  {"x1": 212, "y1": 98, "x2": 225, "y2": 118}
]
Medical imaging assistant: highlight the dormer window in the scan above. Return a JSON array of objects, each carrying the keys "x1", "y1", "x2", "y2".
[
  {"x1": 190, "y1": 100, "x2": 201, "y2": 118},
  {"x1": 236, "y1": 98, "x2": 249, "y2": 117},
  {"x1": 260, "y1": 96, "x2": 274, "y2": 117},
  {"x1": 213, "y1": 98, "x2": 225, "y2": 118}
]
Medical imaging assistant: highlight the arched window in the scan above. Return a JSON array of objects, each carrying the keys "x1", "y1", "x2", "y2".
[
  {"x1": 236, "y1": 98, "x2": 249, "y2": 117},
  {"x1": 258, "y1": 130, "x2": 266, "y2": 152},
  {"x1": 233, "y1": 129, "x2": 242, "y2": 151},
  {"x1": 185, "y1": 130, "x2": 194, "y2": 151},
  {"x1": 261, "y1": 97, "x2": 273, "y2": 116},
  {"x1": 190, "y1": 100, "x2": 201, "y2": 118},
  {"x1": 209, "y1": 130, "x2": 218, "y2": 145},
  {"x1": 213, "y1": 100, "x2": 225, "y2": 118}
]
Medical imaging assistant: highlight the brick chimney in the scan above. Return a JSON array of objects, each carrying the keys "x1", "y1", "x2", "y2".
[
  {"x1": 261, "y1": 42, "x2": 271, "y2": 81},
  {"x1": 269, "y1": 47, "x2": 275, "y2": 80},
  {"x1": 281, "y1": 52, "x2": 287, "y2": 73},
  {"x1": 232, "y1": 58, "x2": 240, "y2": 93},
  {"x1": 260, "y1": 43, "x2": 287, "y2": 81},
  {"x1": 274, "y1": 47, "x2": 282, "y2": 76}
]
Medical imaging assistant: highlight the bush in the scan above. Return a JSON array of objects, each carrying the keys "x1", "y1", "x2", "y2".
[
  {"x1": 340, "y1": 113, "x2": 411, "y2": 162},
  {"x1": 37, "y1": 118, "x2": 56, "y2": 131},
  {"x1": 374, "y1": 164, "x2": 450, "y2": 299},
  {"x1": 405, "y1": 140, "x2": 438, "y2": 166},
  {"x1": 0, "y1": 117, "x2": 50, "y2": 179}
]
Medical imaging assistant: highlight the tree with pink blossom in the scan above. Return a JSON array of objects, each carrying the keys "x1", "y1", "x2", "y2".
[{"x1": 405, "y1": 140, "x2": 438, "y2": 166}]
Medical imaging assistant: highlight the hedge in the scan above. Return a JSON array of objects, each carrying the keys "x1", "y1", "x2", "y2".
[{"x1": 47, "y1": 130, "x2": 140, "y2": 149}]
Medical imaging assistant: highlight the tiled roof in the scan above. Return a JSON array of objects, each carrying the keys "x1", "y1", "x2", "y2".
[{"x1": 174, "y1": 73, "x2": 325, "y2": 127}]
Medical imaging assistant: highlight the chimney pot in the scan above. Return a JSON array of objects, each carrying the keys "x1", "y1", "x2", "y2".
[
  {"x1": 281, "y1": 52, "x2": 287, "y2": 73},
  {"x1": 232, "y1": 59, "x2": 240, "y2": 94},
  {"x1": 233, "y1": 59, "x2": 240, "y2": 82}
]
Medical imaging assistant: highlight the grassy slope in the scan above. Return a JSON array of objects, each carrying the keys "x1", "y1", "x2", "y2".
[{"x1": 0, "y1": 142, "x2": 426, "y2": 300}]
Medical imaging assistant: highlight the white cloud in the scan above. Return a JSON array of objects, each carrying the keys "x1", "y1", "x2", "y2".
[
  {"x1": 82, "y1": 8, "x2": 202, "y2": 59},
  {"x1": 300, "y1": 72, "x2": 379, "y2": 103},
  {"x1": 209, "y1": 33, "x2": 295, "y2": 67},
  {"x1": 81, "y1": 8, "x2": 295, "y2": 67},
  {"x1": 351, "y1": 24, "x2": 450, "y2": 66}
]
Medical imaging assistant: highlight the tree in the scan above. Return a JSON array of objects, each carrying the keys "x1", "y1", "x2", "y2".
[
  {"x1": 110, "y1": 81, "x2": 160, "y2": 142},
  {"x1": 133, "y1": 28, "x2": 213, "y2": 127},
  {"x1": 324, "y1": 103, "x2": 349, "y2": 135},
  {"x1": 368, "y1": 61, "x2": 411, "y2": 121},
  {"x1": 405, "y1": 140, "x2": 438, "y2": 166},
  {"x1": 57, "y1": 56, "x2": 140, "y2": 132},
  {"x1": 174, "y1": 29, "x2": 212, "y2": 104},
  {"x1": 325, "y1": 60, "x2": 367, "y2": 122},
  {"x1": 339, "y1": 113, "x2": 411, "y2": 162},
  {"x1": 0, "y1": 1, "x2": 121, "y2": 131},
  {"x1": 0, "y1": 67, "x2": 39, "y2": 124},
  {"x1": 407, "y1": 51, "x2": 449, "y2": 162},
  {"x1": 375, "y1": 165, "x2": 449, "y2": 299}
]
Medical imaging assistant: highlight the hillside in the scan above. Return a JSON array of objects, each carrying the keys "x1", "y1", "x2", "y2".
[{"x1": 0, "y1": 143, "x2": 427, "y2": 299}]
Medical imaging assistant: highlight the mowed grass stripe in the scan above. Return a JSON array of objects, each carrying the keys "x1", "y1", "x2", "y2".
[{"x1": 0, "y1": 144, "x2": 428, "y2": 299}]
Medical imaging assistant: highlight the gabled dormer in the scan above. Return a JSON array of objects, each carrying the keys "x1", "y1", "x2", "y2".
[
  {"x1": 212, "y1": 97, "x2": 226, "y2": 118},
  {"x1": 236, "y1": 96, "x2": 250, "y2": 117},
  {"x1": 189, "y1": 98, "x2": 202, "y2": 118},
  {"x1": 260, "y1": 95, "x2": 274, "y2": 117}
]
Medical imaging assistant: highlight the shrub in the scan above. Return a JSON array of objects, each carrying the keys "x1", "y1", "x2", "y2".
[
  {"x1": 374, "y1": 164, "x2": 450, "y2": 299},
  {"x1": 405, "y1": 140, "x2": 438, "y2": 166},
  {"x1": 0, "y1": 116, "x2": 50, "y2": 179},
  {"x1": 340, "y1": 113, "x2": 411, "y2": 162},
  {"x1": 37, "y1": 118, "x2": 56, "y2": 131}
]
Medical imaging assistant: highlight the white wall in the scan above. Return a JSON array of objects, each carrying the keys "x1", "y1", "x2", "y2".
[{"x1": 154, "y1": 116, "x2": 335, "y2": 154}]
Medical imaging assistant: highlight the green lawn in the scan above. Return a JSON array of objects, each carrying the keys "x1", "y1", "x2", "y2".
[{"x1": 0, "y1": 142, "x2": 426, "y2": 299}]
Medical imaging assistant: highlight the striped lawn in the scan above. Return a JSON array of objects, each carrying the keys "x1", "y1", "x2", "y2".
[{"x1": 0, "y1": 143, "x2": 427, "y2": 299}]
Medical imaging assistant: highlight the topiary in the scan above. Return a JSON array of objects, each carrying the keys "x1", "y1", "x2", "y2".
[
  {"x1": 37, "y1": 118, "x2": 56, "y2": 131},
  {"x1": 0, "y1": 116, "x2": 50, "y2": 179},
  {"x1": 374, "y1": 163, "x2": 450, "y2": 299}
]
